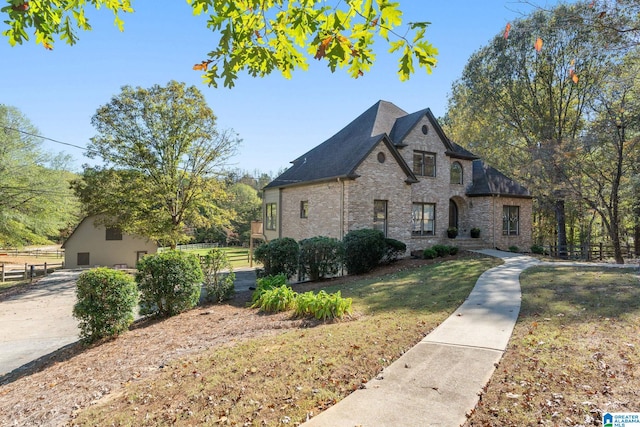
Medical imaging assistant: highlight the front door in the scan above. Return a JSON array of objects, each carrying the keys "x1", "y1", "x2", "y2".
[{"x1": 449, "y1": 199, "x2": 458, "y2": 230}]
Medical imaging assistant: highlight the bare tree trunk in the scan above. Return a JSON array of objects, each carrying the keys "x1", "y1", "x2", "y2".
[
  {"x1": 555, "y1": 198, "x2": 568, "y2": 259},
  {"x1": 634, "y1": 202, "x2": 640, "y2": 257}
]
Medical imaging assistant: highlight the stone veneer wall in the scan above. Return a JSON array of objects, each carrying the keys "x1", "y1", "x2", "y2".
[
  {"x1": 278, "y1": 180, "x2": 344, "y2": 241},
  {"x1": 394, "y1": 115, "x2": 476, "y2": 253},
  {"x1": 345, "y1": 141, "x2": 413, "y2": 246},
  {"x1": 466, "y1": 196, "x2": 533, "y2": 251}
]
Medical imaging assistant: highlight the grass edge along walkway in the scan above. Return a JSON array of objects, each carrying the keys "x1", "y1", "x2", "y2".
[
  {"x1": 71, "y1": 255, "x2": 501, "y2": 427},
  {"x1": 303, "y1": 250, "x2": 538, "y2": 427}
]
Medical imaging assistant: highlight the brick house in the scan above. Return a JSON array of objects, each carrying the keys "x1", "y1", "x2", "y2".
[{"x1": 262, "y1": 101, "x2": 532, "y2": 254}]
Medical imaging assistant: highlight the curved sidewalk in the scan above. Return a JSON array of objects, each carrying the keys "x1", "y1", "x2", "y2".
[{"x1": 303, "y1": 249, "x2": 539, "y2": 427}]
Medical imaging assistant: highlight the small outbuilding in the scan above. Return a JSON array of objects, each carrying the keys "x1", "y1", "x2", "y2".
[{"x1": 62, "y1": 215, "x2": 158, "y2": 269}]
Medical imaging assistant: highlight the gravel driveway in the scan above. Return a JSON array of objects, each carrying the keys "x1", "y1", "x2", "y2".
[{"x1": 0, "y1": 270, "x2": 81, "y2": 376}]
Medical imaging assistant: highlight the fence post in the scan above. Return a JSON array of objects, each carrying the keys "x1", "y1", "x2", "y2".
[
  {"x1": 599, "y1": 242, "x2": 603, "y2": 260},
  {"x1": 44, "y1": 262, "x2": 48, "y2": 276},
  {"x1": 626, "y1": 243, "x2": 630, "y2": 259},
  {"x1": 1, "y1": 263, "x2": 4, "y2": 282},
  {"x1": 24, "y1": 263, "x2": 28, "y2": 280}
]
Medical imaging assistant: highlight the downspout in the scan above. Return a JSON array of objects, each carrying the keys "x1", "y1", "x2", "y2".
[
  {"x1": 338, "y1": 178, "x2": 345, "y2": 239},
  {"x1": 492, "y1": 195, "x2": 498, "y2": 249},
  {"x1": 278, "y1": 188, "x2": 283, "y2": 239}
]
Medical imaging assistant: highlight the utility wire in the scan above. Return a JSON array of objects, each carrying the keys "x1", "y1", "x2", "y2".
[{"x1": 1, "y1": 125, "x2": 102, "y2": 157}]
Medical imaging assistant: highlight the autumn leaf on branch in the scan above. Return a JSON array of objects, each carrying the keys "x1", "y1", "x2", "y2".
[
  {"x1": 504, "y1": 23, "x2": 511, "y2": 39},
  {"x1": 569, "y1": 68, "x2": 579, "y2": 84},
  {"x1": 193, "y1": 60, "x2": 212, "y2": 71},
  {"x1": 534, "y1": 37, "x2": 543, "y2": 52},
  {"x1": 11, "y1": 2, "x2": 29, "y2": 12}
]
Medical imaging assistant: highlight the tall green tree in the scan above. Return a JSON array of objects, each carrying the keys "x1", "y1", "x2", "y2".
[
  {"x1": 0, "y1": 105, "x2": 80, "y2": 246},
  {"x1": 569, "y1": 51, "x2": 640, "y2": 263},
  {"x1": 72, "y1": 80, "x2": 240, "y2": 248},
  {"x1": 446, "y1": 2, "x2": 617, "y2": 257},
  {"x1": 2, "y1": 0, "x2": 437, "y2": 87}
]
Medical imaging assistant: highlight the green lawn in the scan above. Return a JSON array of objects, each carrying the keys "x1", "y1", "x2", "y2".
[
  {"x1": 73, "y1": 255, "x2": 502, "y2": 426},
  {"x1": 466, "y1": 265, "x2": 640, "y2": 426}
]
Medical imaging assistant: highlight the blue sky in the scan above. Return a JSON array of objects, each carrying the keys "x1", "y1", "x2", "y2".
[{"x1": 1, "y1": 1, "x2": 547, "y2": 176}]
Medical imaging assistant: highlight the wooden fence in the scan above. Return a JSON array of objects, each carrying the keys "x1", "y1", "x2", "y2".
[
  {"x1": 545, "y1": 242, "x2": 637, "y2": 261},
  {"x1": 159, "y1": 243, "x2": 220, "y2": 252},
  {"x1": 1, "y1": 262, "x2": 64, "y2": 282},
  {"x1": 0, "y1": 249, "x2": 64, "y2": 258}
]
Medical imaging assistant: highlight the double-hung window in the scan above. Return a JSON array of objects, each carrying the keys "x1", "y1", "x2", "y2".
[
  {"x1": 413, "y1": 151, "x2": 436, "y2": 177},
  {"x1": 265, "y1": 203, "x2": 277, "y2": 230},
  {"x1": 373, "y1": 200, "x2": 388, "y2": 236},
  {"x1": 412, "y1": 203, "x2": 435, "y2": 236},
  {"x1": 503, "y1": 206, "x2": 520, "y2": 235}
]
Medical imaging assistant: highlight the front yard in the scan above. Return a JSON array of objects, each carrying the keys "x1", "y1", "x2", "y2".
[
  {"x1": 466, "y1": 265, "x2": 640, "y2": 426},
  {"x1": 1, "y1": 254, "x2": 638, "y2": 427},
  {"x1": 0, "y1": 254, "x2": 498, "y2": 426}
]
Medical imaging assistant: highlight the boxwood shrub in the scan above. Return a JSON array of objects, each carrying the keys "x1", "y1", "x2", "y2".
[
  {"x1": 73, "y1": 267, "x2": 138, "y2": 342},
  {"x1": 253, "y1": 237, "x2": 299, "y2": 278},
  {"x1": 343, "y1": 228, "x2": 386, "y2": 274},
  {"x1": 298, "y1": 236, "x2": 344, "y2": 281},
  {"x1": 382, "y1": 238, "x2": 407, "y2": 264},
  {"x1": 136, "y1": 250, "x2": 203, "y2": 317},
  {"x1": 431, "y1": 244, "x2": 451, "y2": 258},
  {"x1": 423, "y1": 248, "x2": 437, "y2": 259}
]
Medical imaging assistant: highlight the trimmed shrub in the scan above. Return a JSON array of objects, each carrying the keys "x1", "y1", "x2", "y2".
[
  {"x1": 509, "y1": 245, "x2": 520, "y2": 253},
  {"x1": 136, "y1": 250, "x2": 203, "y2": 317},
  {"x1": 200, "y1": 248, "x2": 235, "y2": 303},
  {"x1": 298, "y1": 236, "x2": 344, "y2": 281},
  {"x1": 343, "y1": 228, "x2": 386, "y2": 274},
  {"x1": 251, "y1": 274, "x2": 288, "y2": 304},
  {"x1": 251, "y1": 285, "x2": 297, "y2": 312},
  {"x1": 530, "y1": 244, "x2": 545, "y2": 255},
  {"x1": 73, "y1": 267, "x2": 138, "y2": 342},
  {"x1": 432, "y1": 244, "x2": 450, "y2": 258},
  {"x1": 448, "y1": 246, "x2": 459, "y2": 255},
  {"x1": 423, "y1": 248, "x2": 437, "y2": 259},
  {"x1": 382, "y1": 238, "x2": 407, "y2": 264},
  {"x1": 253, "y1": 237, "x2": 299, "y2": 278}
]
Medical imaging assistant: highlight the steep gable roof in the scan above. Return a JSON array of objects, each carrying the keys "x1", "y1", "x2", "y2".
[
  {"x1": 467, "y1": 160, "x2": 532, "y2": 198},
  {"x1": 266, "y1": 101, "x2": 416, "y2": 188}
]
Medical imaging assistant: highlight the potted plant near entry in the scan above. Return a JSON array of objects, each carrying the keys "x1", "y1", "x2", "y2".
[
  {"x1": 447, "y1": 227, "x2": 458, "y2": 239},
  {"x1": 470, "y1": 227, "x2": 481, "y2": 238}
]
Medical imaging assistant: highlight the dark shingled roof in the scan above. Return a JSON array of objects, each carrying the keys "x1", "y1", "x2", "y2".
[
  {"x1": 467, "y1": 160, "x2": 532, "y2": 198},
  {"x1": 265, "y1": 100, "x2": 528, "y2": 199},
  {"x1": 266, "y1": 101, "x2": 415, "y2": 188}
]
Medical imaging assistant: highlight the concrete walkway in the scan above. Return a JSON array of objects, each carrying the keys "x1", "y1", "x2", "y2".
[{"x1": 303, "y1": 249, "x2": 540, "y2": 427}]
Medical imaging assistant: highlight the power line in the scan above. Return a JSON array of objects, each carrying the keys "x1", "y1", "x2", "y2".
[{"x1": 1, "y1": 125, "x2": 102, "y2": 157}]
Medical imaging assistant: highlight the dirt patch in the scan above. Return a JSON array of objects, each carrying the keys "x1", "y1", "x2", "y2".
[{"x1": 0, "y1": 256, "x2": 440, "y2": 427}]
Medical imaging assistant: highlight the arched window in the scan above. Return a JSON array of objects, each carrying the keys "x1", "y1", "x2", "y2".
[{"x1": 450, "y1": 162, "x2": 463, "y2": 185}]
